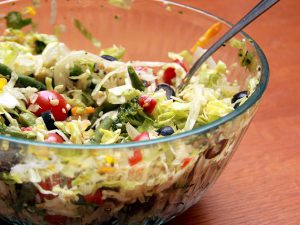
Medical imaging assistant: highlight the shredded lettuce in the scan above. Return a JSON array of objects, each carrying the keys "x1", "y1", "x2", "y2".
[
  {"x1": 74, "y1": 19, "x2": 101, "y2": 48},
  {"x1": 100, "y1": 45, "x2": 125, "y2": 60},
  {"x1": 100, "y1": 128, "x2": 121, "y2": 144},
  {"x1": 107, "y1": 85, "x2": 133, "y2": 104},
  {"x1": 55, "y1": 120, "x2": 91, "y2": 144},
  {"x1": 199, "y1": 99, "x2": 233, "y2": 124},
  {"x1": 108, "y1": 0, "x2": 134, "y2": 9},
  {"x1": 248, "y1": 76, "x2": 259, "y2": 94},
  {"x1": 151, "y1": 90, "x2": 190, "y2": 128},
  {"x1": 184, "y1": 84, "x2": 203, "y2": 131},
  {"x1": 0, "y1": 42, "x2": 30, "y2": 66}
]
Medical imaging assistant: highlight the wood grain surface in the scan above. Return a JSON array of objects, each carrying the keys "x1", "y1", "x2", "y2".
[{"x1": 169, "y1": 0, "x2": 300, "y2": 224}]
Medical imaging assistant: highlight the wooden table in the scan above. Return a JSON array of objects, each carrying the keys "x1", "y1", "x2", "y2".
[{"x1": 169, "y1": 1, "x2": 300, "y2": 224}]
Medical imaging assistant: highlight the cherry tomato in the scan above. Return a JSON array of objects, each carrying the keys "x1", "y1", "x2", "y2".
[
  {"x1": 138, "y1": 95, "x2": 157, "y2": 114},
  {"x1": 39, "y1": 174, "x2": 72, "y2": 200},
  {"x1": 45, "y1": 133, "x2": 64, "y2": 143},
  {"x1": 30, "y1": 90, "x2": 68, "y2": 121},
  {"x1": 162, "y1": 67, "x2": 176, "y2": 85},
  {"x1": 44, "y1": 214, "x2": 68, "y2": 225},
  {"x1": 181, "y1": 157, "x2": 192, "y2": 169},
  {"x1": 163, "y1": 60, "x2": 187, "y2": 85},
  {"x1": 84, "y1": 189, "x2": 103, "y2": 205},
  {"x1": 133, "y1": 132, "x2": 150, "y2": 142},
  {"x1": 128, "y1": 149, "x2": 143, "y2": 166}
]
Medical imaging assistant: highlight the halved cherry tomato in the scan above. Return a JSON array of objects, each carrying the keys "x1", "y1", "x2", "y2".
[
  {"x1": 163, "y1": 60, "x2": 188, "y2": 85},
  {"x1": 39, "y1": 174, "x2": 71, "y2": 200},
  {"x1": 162, "y1": 67, "x2": 176, "y2": 85},
  {"x1": 45, "y1": 133, "x2": 64, "y2": 143},
  {"x1": 128, "y1": 132, "x2": 150, "y2": 166},
  {"x1": 138, "y1": 95, "x2": 157, "y2": 114},
  {"x1": 30, "y1": 90, "x2": 68, "y2": 121},
  {"x1": 181, "y1": 157, "x2": 192, "y2": 169},
  {"x1": 39, "y1": 174, "x2": 61, "y2": 191},
  {"x1": 133, "y1": 132, "x2": 150, "y2": 142},
  {"x1": 128, "y1": 149, "x2": 143, "y2": 166},
  {"x1": 44, "y1": 214, "x2": 68, "y2": 225},
  {"x1": 84, "y1": 189, "x2": 103, "y2": 205}
]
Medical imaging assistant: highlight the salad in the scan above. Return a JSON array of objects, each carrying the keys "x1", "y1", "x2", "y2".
[
  {"x1": 0, "y1": 11, "x2": 256, "y2": 145},
  {"x1": 0, "y1": 6, "x2": 260, "y2": 225}
]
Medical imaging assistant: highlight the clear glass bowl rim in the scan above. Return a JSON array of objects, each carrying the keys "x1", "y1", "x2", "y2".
[{"x1": 0, "y1": 0, "x2": 269, "y2": 149}]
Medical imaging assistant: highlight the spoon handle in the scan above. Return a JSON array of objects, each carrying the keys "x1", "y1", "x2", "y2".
[{"x1": 178, "y1": 0, "x2": 279, "y2": 91}]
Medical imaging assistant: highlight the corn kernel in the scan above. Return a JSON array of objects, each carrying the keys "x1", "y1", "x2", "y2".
[
  {"x1": 98, "y1": 167, "x2": 115, "y2": 174},
  {"x1": 49, "y1": 164, "x2": 56, "y2": 171},
  {"x1": 0, "y1": 78, "x2": 7, "y2": 91},
  {"x1": 105, "y1": 155, "x2": 116, "y2": 165},
  {"x1": 36, "y1": 125, "x2": 45, "y2": 129},
  {"x1": 22, "y1": 6, "x2": 36, "y2": 16}
]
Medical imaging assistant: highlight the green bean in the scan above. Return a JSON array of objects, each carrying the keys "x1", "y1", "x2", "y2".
[
  {"x1": 128, "y1": 66, "x2": 145, "y2": 91},
  {"x1": 0, "y1": 63, "x2": 46, "y2": 90},
  {"x1": 99, "y1": 117, "x2": 114, "y2": 130},
  {"x1": 102, "y1": 101, "x2": 119, "y2": 113},
  {"x1": 19, "y1": 112, "x2": 37, "y2": 127},
  {"x1": 82, "y1": 91, "x2": 95, "y2": 106},
  {"x1": 0, "y1": 63, "x2": 12, "y2": 77},
  {"x1": 88, "y1": 106, "x2": 102, "y2": 128},
  {"x1": 93, "y1": 117, "x2": 113, "y2": 143},
  {"x1": 17, "y1": 75, "x2": 46, "y2": 90}
]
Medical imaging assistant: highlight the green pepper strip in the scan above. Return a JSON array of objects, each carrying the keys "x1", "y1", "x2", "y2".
[
  {"x1": 128, "y1": 66, "x2": 145, "y2": 91},
  {"x1": 93, "y1": 117, "x2": 113, "y2": 143},
  {"x1": 19, "y1": 112, "x2": 37, "y2": 127}
]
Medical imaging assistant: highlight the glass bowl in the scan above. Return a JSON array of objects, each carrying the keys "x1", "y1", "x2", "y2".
[{"x1": 0, "y1": 0, "x2": 268, "y2": 225}]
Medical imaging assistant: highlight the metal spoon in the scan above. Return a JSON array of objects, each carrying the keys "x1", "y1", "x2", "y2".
[{"x1": 178, "y1": 0, "x2": 280, "y2": 91}]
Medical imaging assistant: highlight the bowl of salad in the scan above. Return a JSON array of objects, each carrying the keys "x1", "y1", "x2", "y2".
[{"x1": 0, "y1": 0, "x2": 268, "y2": 224}]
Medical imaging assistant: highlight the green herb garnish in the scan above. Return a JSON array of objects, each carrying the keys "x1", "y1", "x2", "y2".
[{"x1": 5, "y1": 11, "x2": 32, "y2": 29}]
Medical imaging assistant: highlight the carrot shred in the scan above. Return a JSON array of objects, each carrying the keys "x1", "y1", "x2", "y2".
[
  {"x1": 85, "y1": 106, "x2": 95, "y2": 114},
  {"x1": 191, "y1": 22, "x2": 222, "y2": 52}
]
